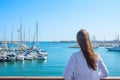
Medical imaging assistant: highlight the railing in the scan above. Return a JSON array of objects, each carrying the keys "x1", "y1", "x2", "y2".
[{"x1": 0, "y1": 76, "x2": 120, "y2": 80}]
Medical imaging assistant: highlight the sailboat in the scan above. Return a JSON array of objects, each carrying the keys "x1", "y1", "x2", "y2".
[
  {"x1": 7, "y1": 27, "x2": 16, "y2": 61},
  {"x1": 106, "y1": 42, "x2": 120, "y2": 51},
  {"x1": 31, "y1": 21, "x2": 47, "y2": 60},
  {"x1": 0, "y1": 28, "x2": 8, "y2": 61},
  {"x1": 24, "y1": 51, "x2": 33, "y2": 60}
]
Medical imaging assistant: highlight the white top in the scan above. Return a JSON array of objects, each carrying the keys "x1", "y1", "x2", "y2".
[{"x1": 63, "y1": 50, "x2": 109, "y2": 80}]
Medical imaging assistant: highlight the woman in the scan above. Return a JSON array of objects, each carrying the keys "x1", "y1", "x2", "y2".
[{"x1": 63, "y1": 29, "x2": 109, "y2": 80}]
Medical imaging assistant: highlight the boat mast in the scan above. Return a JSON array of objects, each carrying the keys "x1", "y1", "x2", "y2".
[
  {"x1": 20, "y1": 24, "x2": 22, "y2": 42},
  {"x1": 36, "y1": 21, "x2": 39, "y2": 48},
  {"x1": 17, "y1": 29, "x2": 20, "y2": 42},
  {"x1": 24, "y1": 27, "x2": 25, "y2": 42},
  {"x1": 36, "y1": 21, "x2": 38, "y2": 43},
  {"x1": 4, "y1": 27, "x2": 6, "y2": 42},
  {"x1": 11, "y1": 27, "x2": 14, "y2": 43},
  {"x1": 29, "y1": 27, "x2": 30, "y2": 42},
  {"x1": 20, "y1": 16, "x2": 22, "y2": 42}
]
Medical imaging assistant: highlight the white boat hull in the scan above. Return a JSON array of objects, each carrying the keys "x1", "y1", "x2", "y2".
[
  {"x1": 17, "y1": 55, "x2": 24, "y2": 61},
  {"x1": 34, "y1": 55, "x2": 47, "y2": 60},
  {"x1": 107, "y1": 46, "x2": 120, "y2": 51},
  {"x1": 24, "y1": 55, "x2": 33, "y2": 60}
]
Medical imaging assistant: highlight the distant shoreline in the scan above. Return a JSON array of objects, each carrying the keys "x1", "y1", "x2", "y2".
[{"x1": 0, "y1": 40, "x2": 119, "y2": 48}]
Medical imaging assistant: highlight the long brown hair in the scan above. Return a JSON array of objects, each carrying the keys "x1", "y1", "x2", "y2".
[{"x1": 77, "y1": 29, "x2": 97, "y2": 70}]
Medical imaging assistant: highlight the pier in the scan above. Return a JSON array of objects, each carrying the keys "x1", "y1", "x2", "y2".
[{"x1": 0, "y1": 76, "x2": 120, "y2": 80}]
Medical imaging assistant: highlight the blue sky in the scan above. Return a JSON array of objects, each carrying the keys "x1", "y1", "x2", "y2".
[{"x1": 0, "y1": 0, "x2": 120, "y2": 41}]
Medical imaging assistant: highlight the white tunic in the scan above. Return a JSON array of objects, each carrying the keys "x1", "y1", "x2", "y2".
[{"x1": 63, "y1": 50, "x2": 109, "y2": 80}]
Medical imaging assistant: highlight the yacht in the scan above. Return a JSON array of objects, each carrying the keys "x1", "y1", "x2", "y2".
[
  {"x1": 31, "y1": 50, "x2": 47, "y2": 60},
  {"x1": 37, "y1": 51, "x2": 47, "y2": 60},
  {"x1": 106, "y1": 45, "x2": 120, "y2": 51},
  {"x1": 7, "y1": 52, "x2": 16, "y2": 61},
  {"x1": 106, "y1": 39, "x2": 120, "y2": 51},
  {"x1": 0, "y1": 51, "x2": 7, "y2": 61},
  {"x1": 16, "y1": 54, "x2": 24, "y2": 61},
  {"x1": 24, "y1": 51, "x2": 33, "y2": 60}
]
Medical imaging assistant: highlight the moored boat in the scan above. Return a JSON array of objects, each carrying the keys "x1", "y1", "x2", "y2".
[
  {"x1": 7, "y1": 52, "x2": 16, "y2": 61},
  {"x1": 24, "y1": 51, "x2": 33, "y2": 60},
  {"x1": 0, "y1": 51, "x2": 7, "y2": 61},
  {"x1": 106, "y1": 45, "x2": 120, "y2": 51},
  {"x1": 16, "y1": 54, "x2": 24, "y2": 61}
]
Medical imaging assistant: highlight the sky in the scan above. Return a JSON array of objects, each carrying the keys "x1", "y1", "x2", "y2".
[{"x1": 0, "y1": 0, "x2": 120, "y2": 41}]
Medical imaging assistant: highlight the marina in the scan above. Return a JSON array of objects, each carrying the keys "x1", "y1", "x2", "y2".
[
  {"x1": 0, "y1": 41, "x2": 47, "y2": 62},
  {"x1": 0, "y1": 42, "x2": 120, "y2": 76},
  {"x1": 0, "y1": 21, "x2": 48, "y2": 62}
]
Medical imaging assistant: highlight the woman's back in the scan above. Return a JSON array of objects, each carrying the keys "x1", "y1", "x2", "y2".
[
  {"x1": 63, "y1": 50, "x2": 108, "y2": 80},
  {"x1": 63, "y1": 29, "x2": 108, "y2": 80}
]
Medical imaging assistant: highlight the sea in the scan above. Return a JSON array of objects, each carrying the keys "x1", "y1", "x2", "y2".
[{"x1": 0, "y1": 42, "x2": 120, "y2": 76}]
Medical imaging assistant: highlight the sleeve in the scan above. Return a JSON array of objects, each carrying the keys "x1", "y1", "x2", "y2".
[
  {"x1": 98, "y1": 55, "x2": 109, "y2": 79},
  {"x1": 63, "y1": 53, "x2": 76, "y2": 80}
]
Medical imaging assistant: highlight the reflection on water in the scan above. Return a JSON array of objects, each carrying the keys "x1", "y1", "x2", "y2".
[
  {"x1": 36, "y1": 60, "x2": 47, "y2": 64},
  {"x1": 7, "y1": 61, "x2": 16, "y2": 65},
  {"x1": 0, "y1": 60, "x2": 47, "y2": 69},
  {"x1": 17, "y1": 60, "x2": 25, "y2": 64},
  {"x1": 0, "y1": 59, "x2": 47, "y2": 66},
  {"x1": 24, "y1": 60, "x2": 33, "y2": 63},
  {"x1": 32, "y1": 59, "x2": 47, "y2": 66},
  {"x1": 0, "y1": 62, "x2": 7, "y2": 67}
]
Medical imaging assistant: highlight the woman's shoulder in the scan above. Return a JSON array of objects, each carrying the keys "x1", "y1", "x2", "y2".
[
  {"x1": 71, "y1": 50, "x2": 83, "y2": 58},
  {"x1": 73, "y1": 50, "x2": 82, "y2": 55}
]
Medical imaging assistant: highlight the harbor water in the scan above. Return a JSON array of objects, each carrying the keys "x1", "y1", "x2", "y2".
[{"x1": 0, "y1": 42, "x2": 120, "y2": 76}]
